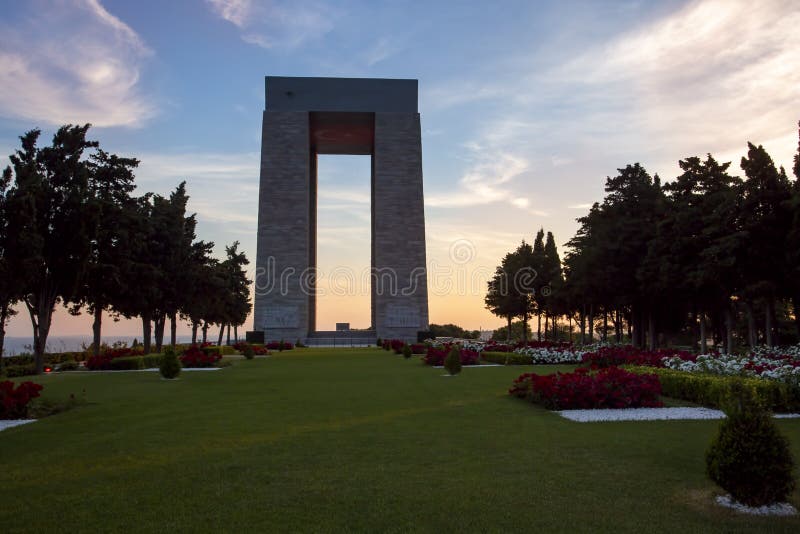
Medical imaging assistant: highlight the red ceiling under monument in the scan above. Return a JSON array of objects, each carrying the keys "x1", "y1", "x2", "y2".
[{"x1": 310, "y1": 112, "x2": 375, "y2": 155}]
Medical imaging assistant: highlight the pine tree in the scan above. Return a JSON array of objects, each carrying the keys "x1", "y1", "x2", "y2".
[{"x1": 739, "y1": 143, "x2": 793, "y2": 346}]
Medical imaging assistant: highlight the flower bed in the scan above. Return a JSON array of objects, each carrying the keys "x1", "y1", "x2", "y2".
[
  {"x1": 423, "y1": 345, "x2": 480, "y2": 366},
  {"x1": 582, "y1": 345, "x2": 695, "y2": 368},
  {"x1": 663, "y1": 351, "x2": 800, "y2": 385},
  {"x1": 509, "y1": 367, "x2": 663, "y2": 410},
  {"x1": 1, "y1": 381, "x2": 44, "y2": 419},
  {"x1": 514, "y1": 346, "x2": 586, "y2": 364},
  {"x1": 409, "y1": 343, "x2": 427, "y2": 354},
  {"x1": 232, "y1": 342, "x2": 269, "y2": 355},
  {"x1": 481, "y1": 352, "x2": 535, "y2": 365},
  {"x1": 179, "y1": 345, "x2": 222, "y2": 368}
]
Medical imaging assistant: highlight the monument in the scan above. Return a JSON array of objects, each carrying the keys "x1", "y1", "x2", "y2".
[{"x1": 251, "y1": 76, "x2": 429, "y2": 344}]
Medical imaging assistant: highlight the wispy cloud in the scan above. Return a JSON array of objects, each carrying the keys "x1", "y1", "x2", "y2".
[
  {"x1": 553, "y1": 0, "x2": 800, "y2": 164},
  {"x1": 134, "y1": 151, "x2": 260, "y2": 233},
  {"x1": 0, "y1": 0, "x2": 155, "y2": 128},
  {"x1": 424, "y1": 0, "x2": 799, "y2": 238},
  {"x1": 362, "y1": 37, "x2": 399, "y2": 66},
  {"x1": 207, "y1": 0, "x2": 337, "y2": 49},
  {"x1": 206, "y1": 0, "x2": 252, "y2": 27}
]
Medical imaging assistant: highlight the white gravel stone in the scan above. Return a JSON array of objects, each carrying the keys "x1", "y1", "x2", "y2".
[
  {"x1": 557, "y1": 407, "x2": 800, "y2": 422},
  {"x1": 0, "y1": 419, "x2": 36, "y2": 432},
  {"x1": 715, "y1": 494, "x2": 798, "y2": 516}
]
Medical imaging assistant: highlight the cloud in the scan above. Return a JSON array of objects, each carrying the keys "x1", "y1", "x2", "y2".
[
  {"x1": 547, "y1": 0, "x2": 800, "y2": 172},
  {"x1": 241, "y1": 33, "x2": 272, "y2": 49},
  {"x1": 424, "y1": 0, "x2": 800, "y2": 236},
  {"x1": 0, "y1": 0, "x2": 155, "y2": 128},
  {"x1": 362, "y1": 37, "x2": 399, "y2": 66},
  {"x1": 206, "y1": 0, "x2": 252, "y2": 27},
  {"x1": 426, "y1": 116, "x2": 554, "y2": 212},
  {"x1": 207, "y1": 0, "x2": 337, "y2": 49},
  {"x1": 133, "y1": 151, "x2": 260, "y2": 232}
]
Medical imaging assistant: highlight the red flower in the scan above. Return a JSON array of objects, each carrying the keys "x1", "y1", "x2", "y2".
[
  {"x1": 1, "y1": 381, "x2": 44, "y2": 419},
  {"x1": 509, "y1": 367, "x2": 662, "y2": 410}
]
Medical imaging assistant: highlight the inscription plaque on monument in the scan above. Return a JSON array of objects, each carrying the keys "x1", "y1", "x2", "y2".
[
  {"x1": 262, "y1": 306, "x2": 299, "y2": 329},
  {"x1": 385, "y1": 304, "x2": 421, "y2": 328}
]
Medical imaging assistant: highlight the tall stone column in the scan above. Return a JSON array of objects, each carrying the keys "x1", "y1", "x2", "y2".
[
  {"x1": 253, "y1": 110, "x2": 312, "y2": 342},
  {"x1": 372, "y1": 112, "x2": 429, "y2": 341}
]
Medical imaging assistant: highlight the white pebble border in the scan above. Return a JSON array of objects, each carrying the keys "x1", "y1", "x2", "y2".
[
  {"x1": 715, "y1": 494, "x2": 797, "y2": 516},
  {"x1": 0, "y1": 419, "x2": 36, "y2": 432},
  {"x1": 557, "y1": 407, "x2": 800, "y2": 422}
]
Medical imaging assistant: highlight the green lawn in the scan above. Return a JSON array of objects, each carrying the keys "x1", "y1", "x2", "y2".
[{"x1": 2, "y1": 348, "x2": 799, "y2": 533}]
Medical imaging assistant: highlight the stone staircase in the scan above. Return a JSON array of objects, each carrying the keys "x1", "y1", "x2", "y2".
[{"x1": 304, "y1": 330, "x2": 377, "y2": 347}]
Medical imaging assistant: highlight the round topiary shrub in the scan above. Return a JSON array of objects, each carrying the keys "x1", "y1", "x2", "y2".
[
  {"x1": 402, "y1": 344, "x2": 412, "y2": 359},
  {"x1": 241, "y1": 343, "x2": 255, "y2": 360},
  {"x1": 444, "y1": 347, "x2": 462, "y2": 376},
  {"x1": 160, "y1": 348, "x2": 181, "y2": 379},
  {"x1": 705, "y1": 380, "x2": 795, "y2": 507}
]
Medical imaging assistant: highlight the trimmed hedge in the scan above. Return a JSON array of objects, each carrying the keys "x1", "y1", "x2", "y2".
[
  {"x1": 481, "y1": 352, "x2": 532, "y2": 365},
  {"x1": 3, "y1": 351, "x2": 87, "y2": 366},
  {"x1": 170, "y1": 344, "x2": 236, "y2": 356},
  {"x1": 627, "y1": 366, "x2": 800, "y2": 412},
  {"x1": 2, "y1": 364, "x2": 37, "y2": 377},
  {"x1": 202, "y1": 345, "x2": 236, "y2": 356},
  {"x1": 142, "y1": 354, "x2": 163, "y2": 368},
  {"x1": 109, "y1": 356, "x2": 145, "y2": 370}
]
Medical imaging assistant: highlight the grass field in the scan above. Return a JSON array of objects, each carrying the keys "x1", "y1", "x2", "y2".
[{"x1": 2, "y1": 348, "x2": 799, "y2": 533}]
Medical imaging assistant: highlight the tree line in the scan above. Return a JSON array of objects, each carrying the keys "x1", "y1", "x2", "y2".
[
  {"x1": 0, "y1": 125, "x2": 251, "y2": 373},
  {"x1": 486, "y1": 122, "x2": 800, "y2": 351}
]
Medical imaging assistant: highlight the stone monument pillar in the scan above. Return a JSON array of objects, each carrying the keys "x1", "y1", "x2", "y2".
[{"x1": 252, "y1": 77, "x2": 428, "y2": 344}]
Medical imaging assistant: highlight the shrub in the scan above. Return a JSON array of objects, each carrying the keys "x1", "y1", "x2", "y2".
[
  {"x1": 0, "y1": 380, "x2": 44, "y2": 419},
  {"x1": 706, "y1": 380, "x2": 796, "y2": 506},
  {"x1": 382, "y1": 339, "x2": 391, "y2": 351},
  {"x1": 481, "y1": 352, "x2": 533, "y2": 365},
  {"x1": 444, "y1": 348, "x2": 462, "y2": 376},
  {"x1": 180, "y1": 345, "x2": 221, "y2": 368},
  {"x1": 57, "y1": 360, "x2": 80, "y2": 372},
  {"x1": 160, "y1": 348, "x2": 181, "y2": 379},
  {"x1": 3, "y1": 364, "x2": 37, "y2": 378},
  {"x1": 376, "y1": 338, "x2": 382, "y2": 347},
  {"x1": 626, "y1": 366, "x2": 800, "y2": 412},
  {"x1": 510, "y1": 367, "x2": 663, "y2": 410},
  {"x1": 390, "y1": 339, "x2": 405, "y2": 354},
  {"x1": 402, "y1": 344, "x2": 412, "y2": 359},
  {"x1": 240, "y1": 343, "x2": 255, "y2": 360},
  {"x1": 109, "y1": 356, "x2": 145, "y2": 371}
]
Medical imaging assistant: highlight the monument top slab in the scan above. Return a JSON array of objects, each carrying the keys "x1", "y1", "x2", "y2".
[{"x1": 265, "y1": 76, "x2": 418, "y2": 113}]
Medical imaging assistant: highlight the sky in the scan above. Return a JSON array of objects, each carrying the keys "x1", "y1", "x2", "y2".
[{"x1": 1, "y1": 0, "x2": 799, "y2": 339}]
